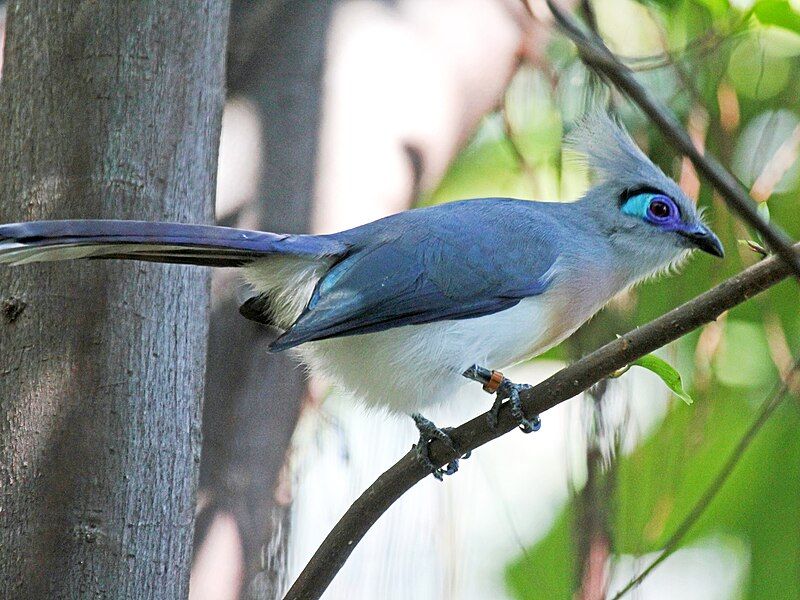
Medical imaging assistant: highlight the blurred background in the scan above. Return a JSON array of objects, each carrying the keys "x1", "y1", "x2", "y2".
[
  {"x1": 192, "y1": 1, "x2": 800, "y2": 599},
  {"x1": 36, "y1": 0, "x2": 792, "y2": 598}
]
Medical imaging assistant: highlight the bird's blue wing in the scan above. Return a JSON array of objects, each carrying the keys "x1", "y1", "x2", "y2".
[{"x1": 270, "y1": 199, "x2": 561, "y2": 350}]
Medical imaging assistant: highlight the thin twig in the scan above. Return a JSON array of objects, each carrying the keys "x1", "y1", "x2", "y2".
[
  {"x1": 622, "y1": 22, "x2": 747, "y2": 73},
  {"x1": 282, "y1": 246, "x2": 799, "y2": 600},
  {"x1": 500, "y1": 107, "x2": 536, "y2": 180},
  {"x1": 544, "y1": 0, "x2": 800, "y2": 281},
  {"x1": 609, "y1": 356, "x2": 800, "y2": 600}
]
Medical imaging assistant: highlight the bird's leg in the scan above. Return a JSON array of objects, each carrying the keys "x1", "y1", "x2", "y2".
[
  {"x1": 462, "y1": 365, "x2": 542, "y2": 433},
  {"x1": 411, "y1": 413, "x2": 470, "y2": 481}
]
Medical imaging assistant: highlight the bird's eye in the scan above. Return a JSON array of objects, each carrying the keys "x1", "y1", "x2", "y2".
[
  {"x1": 648, "y1": 198, "x2": 672, "y2": 220},
  {"x1": 621, "y1": 192, "x2": 681, "y2": 225}
]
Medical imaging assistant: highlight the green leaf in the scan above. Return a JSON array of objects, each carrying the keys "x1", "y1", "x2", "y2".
[
  {"x1": 754, "y1": 0, "x2": 800, "y2": 35},
  {"x1": 738, "y1": 238, "x2": 769, "y2": 256},
  {"x1": 632, "y1": 354, "x2": 695, "y2": 405}
]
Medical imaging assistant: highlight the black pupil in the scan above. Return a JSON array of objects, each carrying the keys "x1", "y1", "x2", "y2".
[{"x1": 650, "y1": 200, "x2": 671, "y2": 218}]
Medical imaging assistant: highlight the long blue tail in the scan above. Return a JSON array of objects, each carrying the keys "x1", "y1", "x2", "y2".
[{"x1": 0, "y1": 220, "x2": 345, "y2": 267}]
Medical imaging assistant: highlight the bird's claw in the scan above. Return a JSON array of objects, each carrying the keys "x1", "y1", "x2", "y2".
[
  {"x1": 463, "y1": 365, "x2": 542, "y2": 433},
  {"x1": 411, "y1": 413, "x2": 469, "y2": 480},
  {"x1": 497, "y1": 380, "x2": 541, "y2": 433}
]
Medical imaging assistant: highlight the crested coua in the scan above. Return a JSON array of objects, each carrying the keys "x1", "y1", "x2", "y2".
[{"x1": 0, "y1": 113, "x2": 724, "y2": 478}]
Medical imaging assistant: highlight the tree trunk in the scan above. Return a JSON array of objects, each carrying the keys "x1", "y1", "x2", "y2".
[{"x1": 0, "y1": 3, "x2": 228, "y2": 598}]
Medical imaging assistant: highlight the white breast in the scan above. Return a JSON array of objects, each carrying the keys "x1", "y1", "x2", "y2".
[{"x1": 298, "y1": 291, "x2": 595, "y2": 415}]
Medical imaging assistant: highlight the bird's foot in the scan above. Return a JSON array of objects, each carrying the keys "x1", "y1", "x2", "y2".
[
  {"x1": 495, "y1": 379, "x2": 541, "y2": 433},
  {"x1": 411, "y1": 413, "x2": 470, "y2": 481},
  {"x1": 462, "y1": 364, "x2": 542, "y2": 433}
]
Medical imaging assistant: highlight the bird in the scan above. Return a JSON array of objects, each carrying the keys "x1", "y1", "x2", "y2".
[{"x1": 0, "y1": 113, "x2": 724, "y2": 479}]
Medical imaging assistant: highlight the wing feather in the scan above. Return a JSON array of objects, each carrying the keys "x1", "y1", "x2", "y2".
[{"x1": 268, "y1": 200, "x2": 561, "y2": 350}]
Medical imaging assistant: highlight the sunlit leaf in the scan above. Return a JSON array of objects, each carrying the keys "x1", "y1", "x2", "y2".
[
  {"x1": 727, "y1": 40, "x2": 791, "y2": 99},
  {"x1": 754, "y1": 0, "x2": 800, "y2": 34},
  {"x1": 632, "y1": 354, "x2": 695, "y2": 405}
]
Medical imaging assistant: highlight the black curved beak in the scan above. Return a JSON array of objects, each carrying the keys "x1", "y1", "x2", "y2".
[{"x1": 680, "y1": 225, "x2": 725, "y2": 258}]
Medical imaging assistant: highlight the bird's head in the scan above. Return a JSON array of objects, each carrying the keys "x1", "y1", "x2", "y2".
[{"x1": 567, "y1": 112, "x2": 724, "y2": 281}]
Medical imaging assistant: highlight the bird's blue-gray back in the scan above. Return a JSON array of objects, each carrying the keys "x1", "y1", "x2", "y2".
[{"x1": 271, "y1": 199, "x2": 565, "y2": 350}]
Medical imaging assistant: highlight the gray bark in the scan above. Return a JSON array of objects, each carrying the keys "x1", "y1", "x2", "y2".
[{"x1": 0, "y1": 2, "x2": 228, "y2": 599}]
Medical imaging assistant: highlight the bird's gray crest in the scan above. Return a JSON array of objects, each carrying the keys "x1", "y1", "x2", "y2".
[{"x1": 565, "y1": 111, "x2": 678, "y2": 198}]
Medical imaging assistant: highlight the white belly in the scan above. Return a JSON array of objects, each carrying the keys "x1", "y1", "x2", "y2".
[{"x1": 297, "y1": 293, "x2": 590, "y2": 415}]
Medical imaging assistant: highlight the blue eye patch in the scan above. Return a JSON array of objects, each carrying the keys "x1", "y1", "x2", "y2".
[
  {"x1": 621, "y1": 193, "x2": 683, "y2": 229},
  {"x1": 620, "y1": 193, "x2": 653, "y2": 220}
]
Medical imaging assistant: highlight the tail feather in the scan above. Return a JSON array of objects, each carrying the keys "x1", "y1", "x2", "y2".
[{"x1": 0, "y1": 220, "x2": 346, "y2": 267}]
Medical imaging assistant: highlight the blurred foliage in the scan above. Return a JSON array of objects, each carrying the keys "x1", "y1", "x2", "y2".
[
  {"x1": 507, "y1": 391, "x2": 800, "y2": 599},
  {"x1": 423, "y1": 0, "x2": 800, "y2": 597}
]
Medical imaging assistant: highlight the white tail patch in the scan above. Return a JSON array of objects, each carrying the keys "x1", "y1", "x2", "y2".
[
  {"x1": 0, "y1": 242, "x2": 196, "y2": 265},
  {"x1": 242, "y1": 255, "x2": 332, "y2": 329}
]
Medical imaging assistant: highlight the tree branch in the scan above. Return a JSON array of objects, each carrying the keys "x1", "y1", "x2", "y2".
[
  {"x1": 544, "y1": 0, "x2": 800, "y2": 281},
  {"x1": 283, "y1": 245, "x2": 799, "y2": 600}
]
